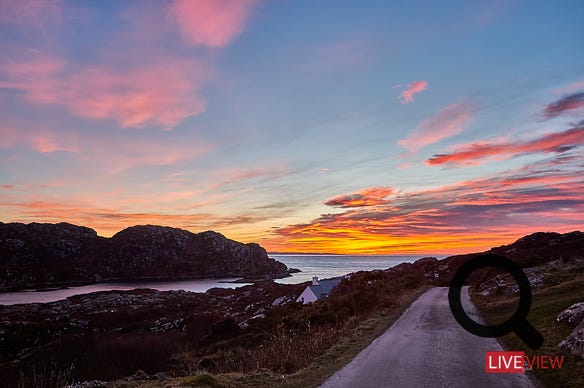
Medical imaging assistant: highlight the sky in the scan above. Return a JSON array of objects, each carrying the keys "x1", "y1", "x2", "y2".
[{"x1": 1, "y1": 0, "x2": 583, "y2": 255}]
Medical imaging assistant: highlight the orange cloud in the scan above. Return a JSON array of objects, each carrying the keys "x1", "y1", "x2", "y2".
[
  {"x1": 169, "y1": 0, "x2": 257, "y2": 48},
  {"x1": 0, "y1": 193, "x2": 277, "y2": 240},
  {"x1": 325, "y1": 187, "x2": 394, "y2": 208},
  {"x1": 427, "y1": 121, "x2": 584, "y2": 165},
  {"x1": 398, "y1": 101, "x2": 472, "y2": 152},
  {"x1": 398, "y1": 80, "x2": 428, "y2": 103},
  {"x1": 0, "y1": 198, "x2": 213, "y2": 237},
  {"x1": 264, "y1": 155, "x2": 584, "y2": 254}
]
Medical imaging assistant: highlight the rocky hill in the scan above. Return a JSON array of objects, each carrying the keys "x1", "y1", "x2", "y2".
[
  {"x1": 0, "y1": 222, "x2": 290, "y2": 291},
  {"x1": 426, "y1": 231, "x2": 584, "y2": 284}
]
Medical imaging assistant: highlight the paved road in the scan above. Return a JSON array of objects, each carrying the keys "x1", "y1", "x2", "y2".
[{"x1": 321, "y1": 287, "x2": 541, "y2": 388}]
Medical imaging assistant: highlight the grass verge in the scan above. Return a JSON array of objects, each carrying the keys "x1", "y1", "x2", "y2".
[{"x1": 471, "y1": 271, "x2": 584, "y2": 388}]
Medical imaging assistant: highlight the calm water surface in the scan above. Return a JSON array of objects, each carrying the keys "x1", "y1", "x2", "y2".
[
  {"x1": 272, "y1": 254, "x2": 445, "y2": 284},
  {"x1": 0, "y1": 278, "x2": 249, "y2": 305},
  {"x1": 0, "y1": 254, "x2": 445, "y2": 305}
]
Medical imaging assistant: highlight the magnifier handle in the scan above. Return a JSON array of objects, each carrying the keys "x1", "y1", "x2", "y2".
[{"x1": 514, "y1": 319, "x2": 544, "y2": 350}]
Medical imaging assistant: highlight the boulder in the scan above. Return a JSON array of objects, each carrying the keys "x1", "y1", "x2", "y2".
[
  {"x1": 559, "y1": 319, "x2": 584, "y2": 359},
  {"x1": 556, "y1": 302, "x2": 584, "y2": 327}
]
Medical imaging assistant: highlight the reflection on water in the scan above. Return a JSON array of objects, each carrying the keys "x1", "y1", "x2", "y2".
[
  {"x1": 0, "y1": 278, "x2": 249, "y2": 305},
  {"x1": 272, "y1": 254, "x2": 444, "y2": 284}
]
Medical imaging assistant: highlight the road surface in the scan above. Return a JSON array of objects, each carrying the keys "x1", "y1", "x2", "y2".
[{"x1": 321, "y1": 287, "x2": 541, "y2": 388}]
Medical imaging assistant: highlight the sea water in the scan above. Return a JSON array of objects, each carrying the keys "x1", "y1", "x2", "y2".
[
  {"x1": 0, "y1": 254, "x2": 444, "y2": 305},
  {"x1": 272, "y1": 254, "x2": 443, "y2": 284}
]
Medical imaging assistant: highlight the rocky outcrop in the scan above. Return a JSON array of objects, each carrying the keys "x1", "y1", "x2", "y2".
[
  {"x1": 435, "y1": 231, "x2": 584, "y2": 285},
  {"x1": 556, "y1": 302, "x2": 584, "y2": 327},
  {"x1": 488, "y1": 231, "x2": 584, "y2": 267},
  {"x1": 559, "y1": 320, "x2": 584, "y2": 359},
  {"x1": 477, "y1": 260, "x2": 559, "y2": 296},
  {"x1": 557, "y1": 303, "x2": 584, "y2": 359},
  {"x1": 0, "y1": 281, "x2": 305, "y2": 384},
  {"x1": 0, "y1": 222, "x2": 289, "y2": 291}
]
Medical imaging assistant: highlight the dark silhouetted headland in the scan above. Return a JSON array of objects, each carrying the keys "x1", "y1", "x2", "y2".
[{"x1": 0, "y1": 222, "x2": 290, "y2": 291}]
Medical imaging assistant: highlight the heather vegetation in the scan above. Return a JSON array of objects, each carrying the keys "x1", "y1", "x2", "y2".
[
  {"x1": 203, "y1": 267, "x2": 426, "y2": 376},
  {"x1": 2, "y1": 231, "x2": 582, "y2": 387},
  {"x1": 471, "y1": 258, "x2": 584, "y2": 388},
  {"x1": 2, "y1": 263, "x2": 428, "y2": 387}
]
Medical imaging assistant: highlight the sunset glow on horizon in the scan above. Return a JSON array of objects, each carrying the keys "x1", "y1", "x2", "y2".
[{"x1": 1, "y1": 0, "x2": 583, "y2": 255}]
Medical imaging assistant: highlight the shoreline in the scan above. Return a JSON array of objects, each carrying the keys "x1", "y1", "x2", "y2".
[{"x1": 0, "y1": 271, "x2": 297, "y2": 294}]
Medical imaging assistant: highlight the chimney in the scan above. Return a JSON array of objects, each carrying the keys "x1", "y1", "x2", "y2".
[{"x1": 312, "y1": 276, "x2": 319, "y2": 286}]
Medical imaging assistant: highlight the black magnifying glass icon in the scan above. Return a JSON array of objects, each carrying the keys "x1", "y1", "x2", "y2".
[{"x1": 448, "y1": 254, "x2": 544, "y2": 350}]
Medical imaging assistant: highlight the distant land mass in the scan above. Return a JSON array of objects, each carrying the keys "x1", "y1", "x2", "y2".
[
  {"x1": 268, "y1": 251, "x2": 344, "y2": 255},
  {"x1": 0, "y1": 222, "x2": 290, "y2": 291}
]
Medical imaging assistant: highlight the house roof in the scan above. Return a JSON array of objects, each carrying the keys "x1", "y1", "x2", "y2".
[{"x1": 308, "y1": 277, "x2": 341, "y2": 300}]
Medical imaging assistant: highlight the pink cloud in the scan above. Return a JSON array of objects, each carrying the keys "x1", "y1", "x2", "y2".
[
  {"x1": 0, "y1": 124, "x2": 77, "y2": 154},
  {"x1": 0, "y1": 52, "x2": 211, "y2": 129},
  {"x1": 0, "y1": 121, "x2": 212, "y2": 169},
  {"x1": 169, "y1": 0, "x2": 257, "y2": 48},
  {"x1": 427, "y1": 121, "x2": 584, "y2": 166},
  {"x1": 65, "y1": 62, "x2": 210, "y2": 129},
  {"x1": 30, "y1": 134, "x2": 78, "y2": 153},
  {"x1": 398, "y1": 101, "x2": 473, "y2": 152},
  {"x1": 554, "y1": 80, "x2": 584, "y2": 94},
  {"x1": 543, "y1": 92, "x2": 584, "y2": 119},
  {"x1": 398, "y1": 80, "x2": 428, "y2": 103},
  {"x1": 1, "y1": 1, "x2": 259, "y2": 130}
]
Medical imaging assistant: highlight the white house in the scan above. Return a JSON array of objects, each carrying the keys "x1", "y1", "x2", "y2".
[{"x1": 296, "y1": 276, "x2": 342, "y2": 304}]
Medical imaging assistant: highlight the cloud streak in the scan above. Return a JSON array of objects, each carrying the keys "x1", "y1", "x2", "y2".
[
  {"x1": 398, "y1": 80, "x2": 428, "y2": 103},
  {"x1": 544, "y1": 92, "x2": 584, "y2": 119},
  {"x1": 427, "y1": 121, "x2": 584, "y2": 166},
  {"x1": 398, "y1": 101, "x2": 472, "y2": 152},
  {"x1": 325, "y1": 187, "x2": 394, "y2": 208},
  {"x1": 265, "y1": 154, "x2": 584, "y2": 254}
]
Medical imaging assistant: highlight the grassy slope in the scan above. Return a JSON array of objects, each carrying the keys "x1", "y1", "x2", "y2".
[{"x1": 471, "y1": 266, "x2": 584, "y2": 388}]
